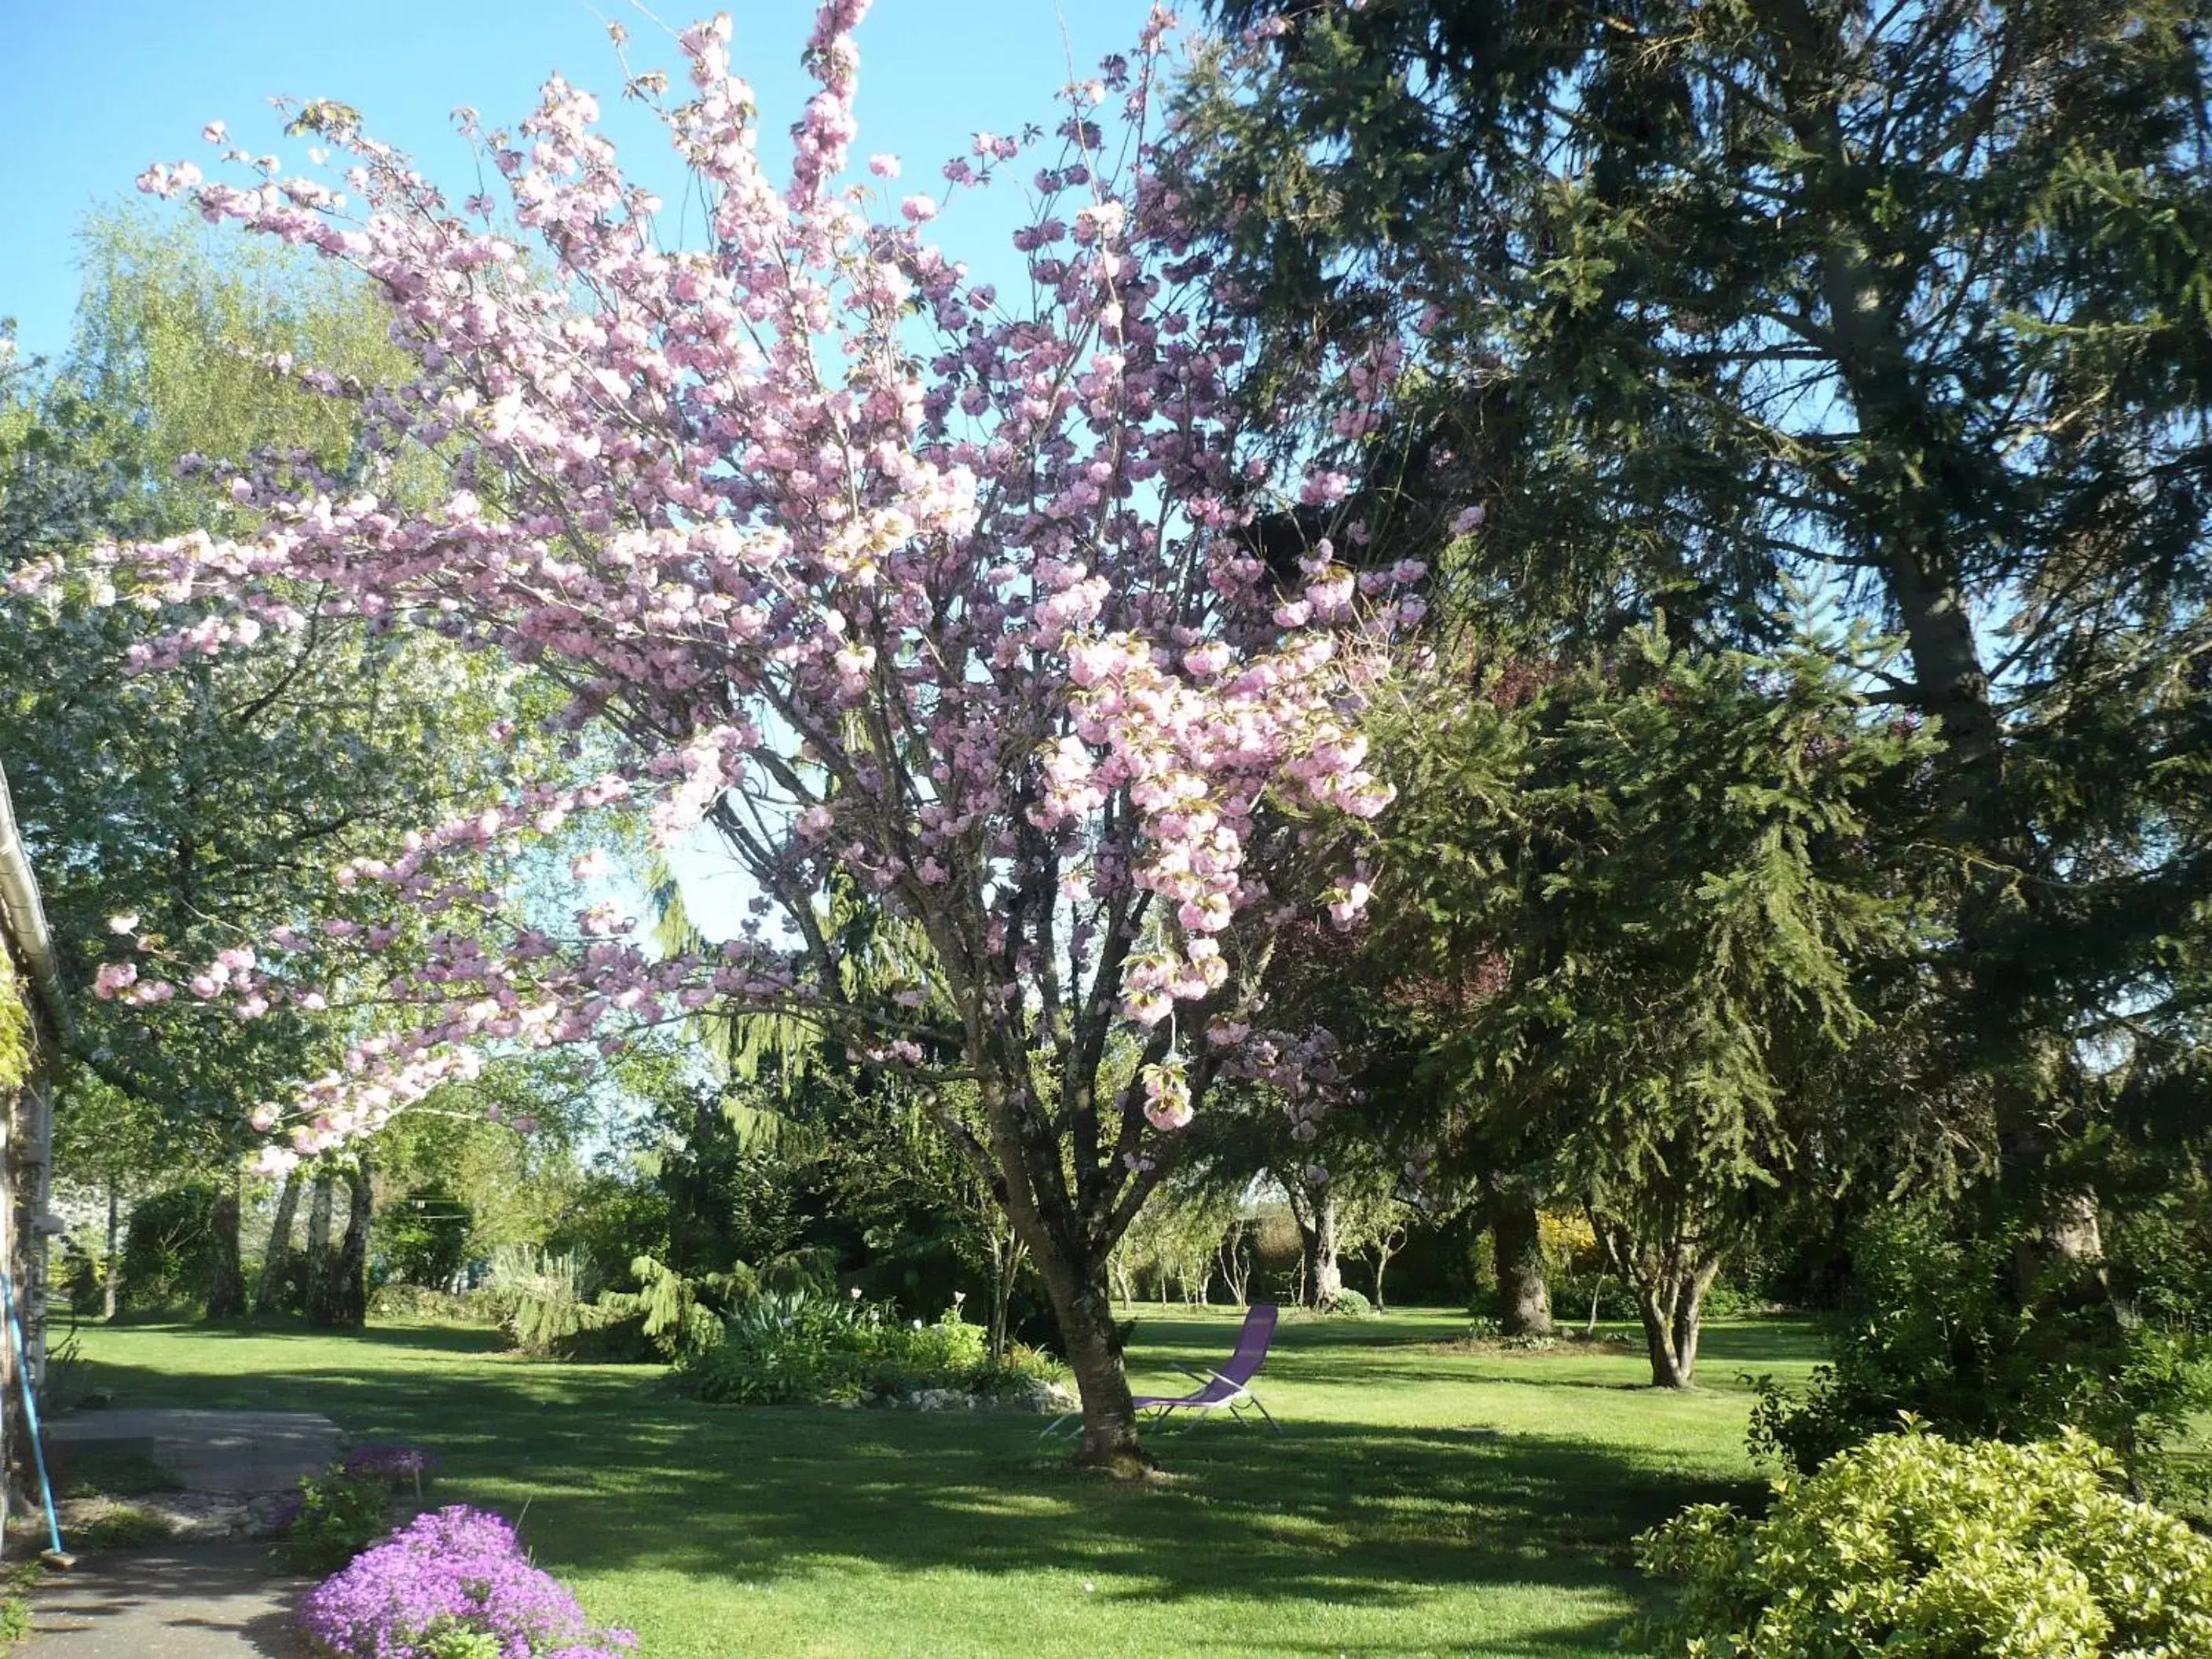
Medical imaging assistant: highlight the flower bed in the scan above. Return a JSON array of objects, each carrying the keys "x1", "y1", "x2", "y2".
[{"x1": 298, "y1": 1505, "x2": 635, "y2": 1659}]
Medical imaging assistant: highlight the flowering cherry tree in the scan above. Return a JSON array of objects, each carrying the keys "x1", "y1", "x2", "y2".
[{"x1": 70, "y1": 2, "x2": 1430, "y2": 1465}]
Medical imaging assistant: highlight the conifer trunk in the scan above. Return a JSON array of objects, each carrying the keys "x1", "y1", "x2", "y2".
[{"x1": 1489, "y1": 1183, "x2": 1554, "y2": 1337}]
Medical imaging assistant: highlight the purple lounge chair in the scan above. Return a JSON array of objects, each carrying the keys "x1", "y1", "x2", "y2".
[{"x1": 1042, "y1": 1304, "x2": 1281, "y2": 1440}]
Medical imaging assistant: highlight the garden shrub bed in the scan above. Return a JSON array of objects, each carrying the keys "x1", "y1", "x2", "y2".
[
  {"x1": 672, "y1": 1290, "x2": 1072, "y2": 1411},
  {"x1": 1634, "y1": 1426, "x2": 2212, "y2": 1656}
]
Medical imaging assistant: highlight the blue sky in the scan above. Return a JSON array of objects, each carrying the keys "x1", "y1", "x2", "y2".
[{"x1": 0, "y1": 0, "x2": 1161, "y2": 365}]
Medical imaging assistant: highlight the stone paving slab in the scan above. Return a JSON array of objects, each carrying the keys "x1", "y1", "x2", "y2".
[
  {"x1": 46, "y1": 1411, "x2": 342, "y2": 1494},
  {"x1": 20, "y1": 1542, "x2": 307, "y2": 1657}
]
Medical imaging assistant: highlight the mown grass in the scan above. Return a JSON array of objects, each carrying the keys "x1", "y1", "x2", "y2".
[{"x1": 59, "y1": 1308, "x2": 1822, "y2": 1657}]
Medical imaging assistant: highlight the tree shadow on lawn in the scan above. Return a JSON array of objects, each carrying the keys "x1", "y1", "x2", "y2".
[
  {"x1": 555, "y1": 1413, "x2": 1751, "y2": 1659},
  {"x1": 74, "y1": 1328, "x2": 1756, "y2": 1655},
  {"x1": 97, "y1": 1317, "x2": 518, "y2": 1357}
]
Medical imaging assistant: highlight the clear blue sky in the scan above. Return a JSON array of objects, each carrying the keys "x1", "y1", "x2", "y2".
[{"x1": 0, "y1": 0, "x2": 1161, "y2": 366}]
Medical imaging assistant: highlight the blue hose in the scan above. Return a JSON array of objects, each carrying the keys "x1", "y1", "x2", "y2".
[{"x1": 0, "y1": 1270, "x2": 65, "y2": 1560}]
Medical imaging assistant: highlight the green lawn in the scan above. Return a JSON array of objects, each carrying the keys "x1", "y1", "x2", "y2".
[{"x1": 57, "y1": 1309, "x2": 1822, "y2": 1657}]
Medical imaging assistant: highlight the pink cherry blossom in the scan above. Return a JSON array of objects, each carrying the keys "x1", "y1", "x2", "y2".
[{"x1": 68, "y1": 3, "x2": 1453, "y2": 1449}]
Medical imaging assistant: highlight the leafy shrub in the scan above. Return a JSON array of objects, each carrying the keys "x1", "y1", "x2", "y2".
[
  {"x1": 967, "y1": 1342, "x2": 1075, "y2": 1402},
  {"x1": 758, "y1": 1246, "x2": 839, "y2": 1298},
  {"x1": 590, "y1": 1253, "x2": 757, "y2": 1361},
  {"x1": 368, "y1": 1284, "x2": 493, "y2": 1324},
  {"x1": 381, "y1": 1185, "x2": 473, "y2": 1289},
  {"x1": 0, "y1": 1562, "x2": 38, "y2": 1645},
  {"x1": 1749, "y1": 1204, "x2": 2212, "y2": 1495},
  {"x1": 474, "y1": 1247, "x2": 655, "y2": 1360},
  {"x1": 416, "y1": 1626, "x2": 503, "y2": 1659},
  {"x1": 297, "y1": 1505, "x2": 635, "y2": 1659},
  {"x1": 280, "y1": 1465, "x2": 393, "y2": 1574},
  {"x1": 74, "y1": 1501, "x2": 178, "y2": 1550},
  {"x1": 117, "y1": 1183, "x2": 215, "y2": 1312},
  {"x1": 1316, "y1": 1286, "x2": 1372, "y2": 1316},
  {"x1": 676, "y1": 1291, "x2": 1026, "y2": 1405},
  {"x1": 1633, "y1": 1426, "x2": 2212, "y2": 1657}
]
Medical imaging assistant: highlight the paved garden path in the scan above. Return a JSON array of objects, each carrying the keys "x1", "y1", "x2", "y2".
[
  {"x1": 19, "y1": 1407, "x2": 341, "y2": 1653},
  {"x1": 22, "y1": 1542, "x2": 306, "y2": 1657},
  {"x1": 46, "y1": 1409, "x2": 343, "y2": 1492}
]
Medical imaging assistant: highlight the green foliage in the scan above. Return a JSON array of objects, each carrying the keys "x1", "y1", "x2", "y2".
[
  {"x1": 417, "y1": 1624, "x2": 504, "y2": 1659},
  {"x1": 379, "y1": 1184, "x2": 472, "y2": 1290},
  {"x1": 756, "y1": 1247, "x2": 838, "y2": 1298},
  {"x1": 1634, "y1": 1427, "x2": 2212, "y2": 1657},
  {"x1": 593, "y1": 1252, "x2": 757, "y2": 1361},
  {"x1": 1749, "y1": 1204, "x2": 2212, "y2": 1499},
  {"x1": 280, "y1": 1465, "x2": 390, "y2": 1574},
  {"x1": 117, "y1": 1183, "x2": 214, "y2": 1313},
  {"x1": 3, "y1": 207, "x2": 572, "y2": 1175},
  {"x1": 73, "y1": 1503, "x2": 178, "y2": 1551},
  {"x1": 0, "y1": 961, "x2": 30, "y2": 1098},
  {"x1": 674, "y1": 1293, "x2": 1031, "y2": 1407},
  {"x1": 544, "y1": 1173, "x2": 672, "y2": 1296},
  {"x1": 1317, "y1": 1287, "x2": 1372, "y2": 1317},
  {"x1": 366, "y1": 1284, "x2": 489, "y2": 1325},
  {"x1": 1189, "y1": 0, "x2": 2212, "y2": 1430},
  {"x1": 0, "y1": 1562, "x2": 38, "y2": 1645},
  {"x1": 1372, "y1": 629, "x2": 1928, "y2": 1379},
  {"x1": 476, "y1": 1247, "x2": 632, "y2": 1359},
  {"x1": 377, "y1": 1049, "x2": 613, "y2": 1261}
]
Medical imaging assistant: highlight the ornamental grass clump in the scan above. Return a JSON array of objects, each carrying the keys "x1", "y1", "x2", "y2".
[
  {"x1": 1633, "y1": 1425, "x2": 2212, "y2": 1657},
  {"x1": 298, "y1": 1505, "x2": 635, "y2": 1659}
]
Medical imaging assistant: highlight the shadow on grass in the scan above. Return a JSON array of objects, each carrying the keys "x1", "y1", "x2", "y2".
[
  {"x1": 84, "y1": 1316, "x2": 515, "y2": 1357},
  {"x1": 69, "y1": 1323, "x2": 1767, "y2": 1659}
]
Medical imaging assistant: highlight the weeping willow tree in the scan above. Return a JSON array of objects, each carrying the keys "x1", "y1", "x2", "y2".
[{"x1": 5, "y1": 207, "x2": 568, "y2": 1318}]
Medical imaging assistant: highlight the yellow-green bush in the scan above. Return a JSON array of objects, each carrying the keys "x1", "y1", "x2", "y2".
[
  {"x1": 1634, "y1": 1425, "x2": 2212, "y2": 1657},
  {"x1": 0, "y1": 961, "x2": 31, "y2": 1097}
]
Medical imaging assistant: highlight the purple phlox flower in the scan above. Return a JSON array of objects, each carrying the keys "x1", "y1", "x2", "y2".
[{"x1": 297, "y1": 1504, "x2": 636, "y2": 1659}]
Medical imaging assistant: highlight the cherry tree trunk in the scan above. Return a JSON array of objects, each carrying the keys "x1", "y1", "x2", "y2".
[{"x1": 1034, "y1": 1240, "x2": 1149, "y2": 1473}]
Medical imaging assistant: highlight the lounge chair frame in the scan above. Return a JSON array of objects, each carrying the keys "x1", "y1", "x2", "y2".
[{"x1": 1040, "y1": 1304, "x2": 1281, "y2": 1441}]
